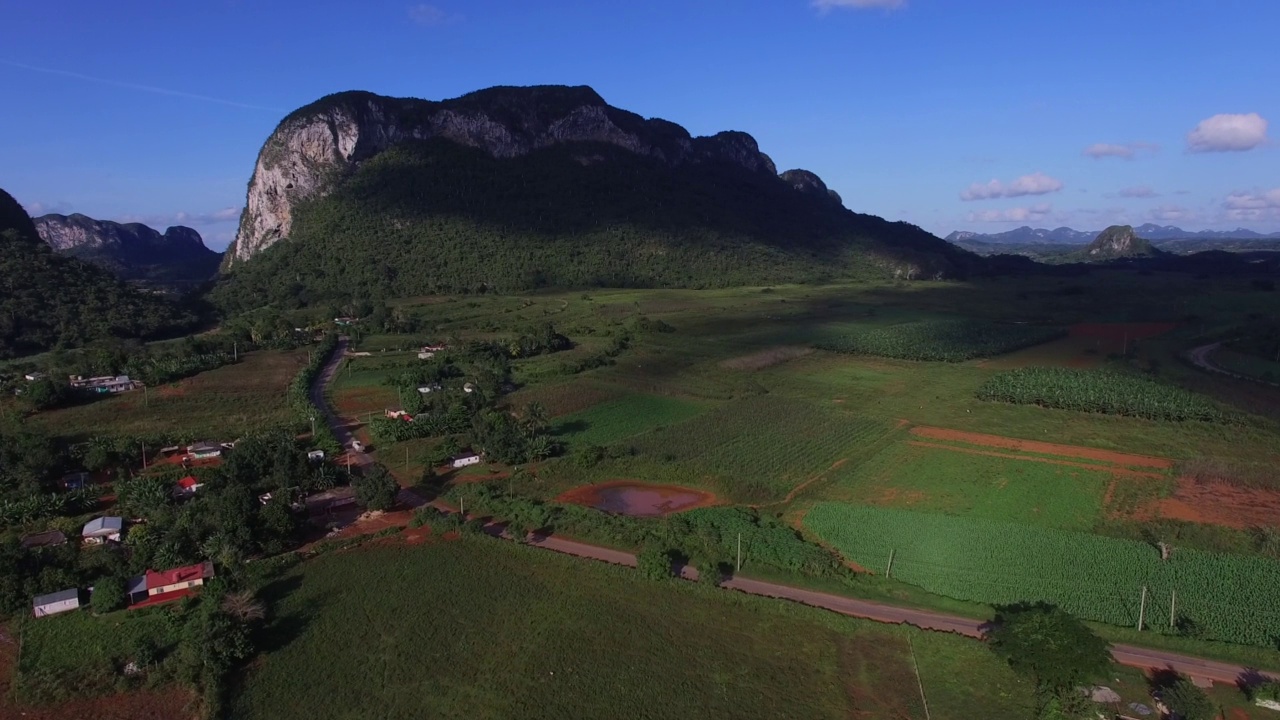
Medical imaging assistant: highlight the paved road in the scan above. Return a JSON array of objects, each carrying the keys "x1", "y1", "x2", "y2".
[
  {"x1": 310, "y1": 337, "x2": 373, "y2": 469},
  {"x1": 315, "y1": 339, "x2": 1278, "y2": 687},
  {"x1": 1186, "y1": 341, "x2": 1280, "y2": 388}
]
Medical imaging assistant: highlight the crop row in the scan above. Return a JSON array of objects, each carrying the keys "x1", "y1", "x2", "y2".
[
  {"x1": 817, "y1": 320, "x2": 1064, "y2": 362},
  {"x1": 805, "y1": 504, "x2": 1280, "y2": 647},
  {"x1": 976, "y1": 367, "x2": 1229, "y2": 423}
]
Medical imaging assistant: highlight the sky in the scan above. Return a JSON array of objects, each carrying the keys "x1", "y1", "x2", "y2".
[{"x1": 1, "y1": 0, "x2": 1277, "y2": 250}]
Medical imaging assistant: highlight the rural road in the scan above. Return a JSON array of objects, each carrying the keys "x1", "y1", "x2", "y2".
[
  {"x1": 311, "y1": 336, "x2": 373, "y2": 469},
  {"x1": 1186, "y1": 342, "x2": 1227, "y2": 376},
  {"x1": 313, "y1": 337, "x2": 1279, "y2": 688}
]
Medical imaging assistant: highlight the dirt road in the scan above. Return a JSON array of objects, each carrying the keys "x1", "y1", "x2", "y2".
[{"x1": 310, "y1": 337, "x2": 373, "y2": 469}]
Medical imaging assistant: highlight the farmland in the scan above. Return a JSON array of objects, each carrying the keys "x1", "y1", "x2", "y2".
[
  {"x1": 232, "y1": 536, "x2": 1035, "y2": 720},
  {"x1": 977, "y1": 367, "x2": 1231, "y2": 423},
  {"x1": 817, "y1": 319, "x2": 1064, "y2": 362},
  {"x1": 804, "y1": 504, "x2": 1280, "y2": 647},
  {"x1": 551, "y1": 393, "x2": 708, "y2": 448},
  {"x1": 29, "y1": 348, "x2": 309, "y2": 441}
]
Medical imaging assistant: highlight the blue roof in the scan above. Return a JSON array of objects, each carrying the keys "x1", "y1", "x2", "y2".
[
  {"x1": 82, "y1": 516, "x2": 124, "y2": 536},
  {"x1": 33, "y1": 588, "x2": 80, "y2": 607}
]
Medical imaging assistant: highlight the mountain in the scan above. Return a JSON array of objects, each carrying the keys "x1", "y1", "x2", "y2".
[
  {"x1": 215, "y1": 85, "x2": 977, "y2": 310},
  {"x1": 947, "y1": 224, "x2": 1280, "y2": 245},
  {"x1": 1082, "y1": 225, "x2": 1159, "y2": 260},
  {"x1": 33, "y1": 213, "x2": 222, "y2": 286},
  {"x1": 0, "y1": 188, "x2": 197, "y2": 358}
]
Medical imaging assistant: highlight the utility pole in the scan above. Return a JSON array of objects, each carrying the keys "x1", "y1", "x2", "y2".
[
  {"x1": 141, "y1": 442, "x2": 147, "y2": 471},
  {"x1": 886, "y1": 549, "x2": 896, "y2": 578},
  {"x1": 1137, "y1": 586, "x2": 1147, "y2": 631},
  {"x1": 1169, "y1": 589, "x2": 1177, "y2": 629},
  {"x1": 405, "y1": 446, "x2": 409, "y2": 474},
  {"x1": 234, "y1": 343, "x2": 239, "y2": 362},
  {"x1": 736, "y1": 533, "x2": 742, "y2": 573},
  {"x1": 310, "y1": 415, "x2": 316, "y2": 438},
  {"x1": 143, "y1": 384, "x2": 148, "y2": 407},
  {"x1": 907, "y1": 635, "x2": 932, "y2": 720}
]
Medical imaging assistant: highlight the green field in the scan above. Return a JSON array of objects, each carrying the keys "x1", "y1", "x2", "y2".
[
  {"x1": 804, "y1": 504, "x2": 1280, "y2": 647},
  {"x1": 551, "y1": 393, "x2": 709, "y2": 447},
  {"x1": 29, "y1": 348, "x2": 308, "y2": 441},
  {"x1": 233, "y1": 537, "x2": 1034, "y2": 720},
  {"x1": 821, "y1": 440, "x2": 1113, "y2": 531}
]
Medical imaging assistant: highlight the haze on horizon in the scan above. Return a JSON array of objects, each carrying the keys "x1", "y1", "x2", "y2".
[{"x1": 1, "y1": 0, "x2": 1277, "y2": 251}]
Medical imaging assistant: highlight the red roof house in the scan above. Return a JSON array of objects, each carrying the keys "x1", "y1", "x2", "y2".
[{"x1": 129, "y1": 561, "x2": 215, "y2": 609}]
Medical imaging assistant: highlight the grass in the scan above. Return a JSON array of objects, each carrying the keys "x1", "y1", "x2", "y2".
[
  {"x1": 233, "y1": 536, "x2": 1034, "y2": 720},
  {"x1": 29, "y1": 349, "x2": 308, "y2": 440},
  {"x1": 821, "y1": 439, "x2": 1113, "y2": 531},
  {"x1": 551, "y1": 393, "x2": 709, "y2": 447}
]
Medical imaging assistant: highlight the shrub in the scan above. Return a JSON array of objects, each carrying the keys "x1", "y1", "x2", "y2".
[
  {"x1": 636, "y1": 546, "x2": 675, "y2": 580},
  {"x1": 91, "y1": 577, "x2": 126, "y2": 614},
  {"x1": 353, "y1": 465, "x2": 399, "y2": 511}
]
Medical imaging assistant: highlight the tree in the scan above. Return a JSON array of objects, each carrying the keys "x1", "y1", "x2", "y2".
[
  {"x1": 221, "y1": 590, "x2": 266, "y2": 623},
  {"x1": 1154, "y1": 672, "x2": 1215, "y2": 720},
  {"x1": 353, "y1": 465, "x2": 399, "y2": 511},
  {"x1": 91, "y1": 575, "x2": 127, "y2": 614},
  {"x1": 986, "y1": 604, "x2": 1110, "y2": 693},
  {"x1": 637, "y1": 545, "x2": 675, "y2": 580}
]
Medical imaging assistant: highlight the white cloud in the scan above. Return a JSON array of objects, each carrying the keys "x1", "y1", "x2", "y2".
[
  {"x1": 1150, "y1": 205, "x2": 1194, "y2": 223},
  {"x1": 116, "y1": 207, "x2": 243, "y2": 228},
  {"x1": 960, "y1": 172, "x2": 1063, "y2": 201},
  {"x1": 1117, "y1": 185, "x2": 1159, "y2": 199},
  {"x1": 1083, "y1": 141, "x2": 1159, "y2": 160},
  {"x1": 408, "y1": 3, "x2": 459, "y2": 26},
  {"x1": 812, "y1": 0, "x2": 906, "y2": 12},
  {"x1": 1222, "y1": 188, "x2": 1280, "y2": 222},
  {"x1": 1186, "y1": 113, "x2": 1269, "y2": 153},
  {"x1": 21, "y1": 200, "x2": 73, "y2": 216},
  {"x1": 966, "y1": 203, "x2": 1053, "y2": 223}
]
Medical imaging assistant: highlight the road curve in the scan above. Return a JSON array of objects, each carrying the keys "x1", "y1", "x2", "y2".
[{"x1": 313, "y1": 338, "x2": 1278, "y2": 687}]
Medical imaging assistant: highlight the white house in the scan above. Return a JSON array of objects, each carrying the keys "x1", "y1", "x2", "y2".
[
  {"x1": 451, "y1": 453, "x2": 482, "y2": 469},
  {"x1": 187, "y1": 442, "x2": 223, "y2": 460},
  {"x1": 417, "y1": 383, "x2": 443, "y2": 394},
  {"x1": 417, "y1": 351, "x2": 436, "y2": 360},
  {"x1": 32, "y1": 588, "x2": 81, "y2": 618},
  {"x1": 82, "y1": 516, "x2": 124, "y2": 544},
  {"x1": 24, "y1": 372, "x2": 45, "y2": 382}
]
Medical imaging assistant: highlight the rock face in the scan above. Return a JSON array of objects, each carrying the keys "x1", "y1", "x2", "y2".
[
  {"x1": 1085, "y1": 225, "x2": 1157, "y2": 259},
  {"x1": 34, "y1": 213, "x2": 221, "y2": 284},
  {"x1": 229, "y1": 85, "x2": 843, "y2": 264},
  {"x1": 779, "y1": 169, "x2": 843, "y2": 205}
]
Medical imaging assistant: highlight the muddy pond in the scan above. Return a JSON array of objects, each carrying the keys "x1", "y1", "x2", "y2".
[{"x1": 557, "y1": 482, "x2": 715, "y2": 517}]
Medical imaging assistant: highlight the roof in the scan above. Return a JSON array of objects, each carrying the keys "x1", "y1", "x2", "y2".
[
  {"x1": 82, "y1": 516, "x2": 124, "y2": 536},
  {"x1": 21, "y1": 530, "x2": 67, "y2": 549},
  {"x1": 126, "y1": 575, "x2": 148, "y2": 595},
  {"x1": 188, "y1": 442, "x2": 221, "y2": 453},
  {"x1": 178, "y1": 476, "x2": 200, "y2": 490},
  {"x1": 33, "y1": 588, "x2": 79, "y2": 607},
  {"x1": 145, "y1": 561, "x2": 214, "y2": 590},
  {"x1": 452, "y1": 452, "x2": 481, "y2": 461}
]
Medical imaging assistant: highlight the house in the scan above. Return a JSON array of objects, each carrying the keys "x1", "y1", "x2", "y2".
[
  {"x1": 24, "y1": 371, "x2": 45, "y2": 382},
  {"x1": 68, "y1": 375, "x2": 140, "y2": 394},
  {"x1": 174, "y1": 476, "x2": 203, "y2": 496},
  {"x1": 82, "y1": 516, "x2": 124, "y2": 544},
  {"x1": 60, "y1": 472, "x2": 89, "y2": 491},
  {"x1": 416, "y1": 383, "x2": 442, "y2": 394},
  {"x1": 385, "y1": 409, "x2": 413, "y2": 422},
  {"x1": 186, "y1": 441, "x2": 222, "y2": 460},
  {"x1": 307, "y1": 449, "x2": 325, "y2": 463},
  {"x1": 421, "y1": 344, "x2": 446, "y2": 353},
  {"x1": 333, "y1": 317, "x2": 357, "y2": 326},
  {"x1": 32, "y1": 589, "x2": 81, "y2": 618},
  {"x1": 21, "y1": 530, "x2": 68, "y2": 550},
  {"x1": 128, "y1": 561, "x2": 216, "y2": 609},
  {"x1": 417, "y1": 351, "x2": 436, "y2": 360},
  {"x1": 451, "y1": 452, "x2": 482, "y2": 469}
]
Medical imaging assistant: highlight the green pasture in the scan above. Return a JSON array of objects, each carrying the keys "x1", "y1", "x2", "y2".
[{"x1": 551, "y1": 393, "x2": 710, "y2": 448}]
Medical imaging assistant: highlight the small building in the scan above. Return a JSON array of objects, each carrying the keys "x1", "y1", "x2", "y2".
[
  {"x1": 417, "y1": 351, "x2": 436, "y2": 360},
  {"x1": 127, "y1": 561, "x2": 215, "y2": 609},
  {"x1": 174, "y1": 476, "x2": 203, "y2": 496},
  {"x1": 451, "y1": 453, "x2": 482, "y2": 469},
  {"x1": 69, "y1": 375, "x2": 140, "y2": 394},
  {"x1": 32, "y1": 588, "x2": 81, "y2": 618},
  {"x1": 385, "y1": 409, "x2": 413, "y2": 421},
  {"x1": 82, "y1": 516, "x2": 124, "y2": 544},
  {"x1": 421, "y1": 344, "x2": 446, "y2": 353},
  {"x1": 306, "y1": 449, "x2": 325, "y2": 463},
  {"x1": 21, "y1": 530, "x2": 68, "y2": 550},
  {"x1": 187, "y1": 442, "x2": 222, "y2": 460},
  {"x1": 416, "y1": 383, "x2": 442, "y2": 394},
  {"x1": 333, "y1": 317, "x2": 357, "y2": 326},
  {"x1": 24, "y1": 371, "x2": 46, "y2": 382},
  {"x1": 60, "y1": 472, "x2": 89, "y2": 491}
]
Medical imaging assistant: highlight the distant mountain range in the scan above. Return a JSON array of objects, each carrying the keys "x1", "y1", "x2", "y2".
[
  {"x1": 946, "y1": 224, "x2": 1280, "y2": 245},
  {"x1": 33, "y1": 213, "x2": 222, "y2": 287}
]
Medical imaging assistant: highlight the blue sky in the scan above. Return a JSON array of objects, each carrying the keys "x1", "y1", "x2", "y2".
[{"x1": 2, "y1": 0, "x2": 1277, "y2": 250}]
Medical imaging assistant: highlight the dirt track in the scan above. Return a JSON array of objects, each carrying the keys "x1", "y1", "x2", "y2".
[{"x1": 910, "y1": 426, "x2": 1173, "y2": 469}]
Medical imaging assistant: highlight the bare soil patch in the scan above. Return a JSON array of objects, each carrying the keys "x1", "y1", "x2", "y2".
[
  {"x1": 906, "y1": 441, "x2": 1166, "y2": 480},
  {"x1": 556, "y1": 481, "x2": 718, "y2": 516},
  {"x1": 1142, "y1": 477, "x2": 1280, "y2": 529},
  {"x1": 1070, "y1": 322, "x2": 1177, "y2": 341},
  {"x1": 720, "y1": 346, "x2": 813, "y2": 371},
  {"x1": 910, "y1": 426, "x2": 1173, "y2": 469},
  {"x1": 334, "y1": 387, "x2": 395, "y2": 416}
]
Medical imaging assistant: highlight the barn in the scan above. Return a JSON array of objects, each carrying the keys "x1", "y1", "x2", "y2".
[{"x1": 32, "y1": 589, "x2": 81, "y2": 618}]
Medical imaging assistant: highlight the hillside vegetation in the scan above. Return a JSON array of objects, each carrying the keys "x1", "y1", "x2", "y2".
[{"x1": 0, "y1": 189, "x2": 198, "y2": 358}]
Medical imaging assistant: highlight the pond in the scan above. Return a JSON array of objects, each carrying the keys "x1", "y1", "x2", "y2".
[{"x1": 557, "y1": 481, "x2": 715, "y2": 517}]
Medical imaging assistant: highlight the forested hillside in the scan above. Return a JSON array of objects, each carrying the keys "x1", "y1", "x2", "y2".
[
  {"x1": 0, "y1": 188, "x2": 199, "y2": 358},
  {"x1": 214, "y1": 136, "x2": 974, "y2": 312}
]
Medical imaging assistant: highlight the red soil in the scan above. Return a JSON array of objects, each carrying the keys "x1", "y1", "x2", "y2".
[
  {"x1": 555, "y1": 481, "x2": 718, "y2": 516},
  {"x1": 0, "y1": 630, "x2": 196, "y2": 720},
  {"x1": 1141, "y1": 477, "x2": 1280, "y2": 529},
  {"x1": 1069, "y1": 322, "x2": 1177, "y2": 340},
  {"x1": 909, "y1": 426, "x2": 1173, "y2": 469},
  {"x1": 906, "y1": 441, "x2": 1167, "y2": 480}
]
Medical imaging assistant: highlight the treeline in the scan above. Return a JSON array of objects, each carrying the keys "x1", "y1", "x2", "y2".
[{"x1": 213, "y1": 138, "x2": 974, "y2": 312}]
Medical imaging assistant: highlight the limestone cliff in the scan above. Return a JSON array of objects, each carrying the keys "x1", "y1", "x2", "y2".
[
  {"x1": 1084, "y1": 225, "x2": 1158, "y2": 260},
  {"x1": 34, "y1": 213, "x2": 221, "y2": 284},
  {"x1": 228, "y1": 85, "x2": 839, "y2": 264}
]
